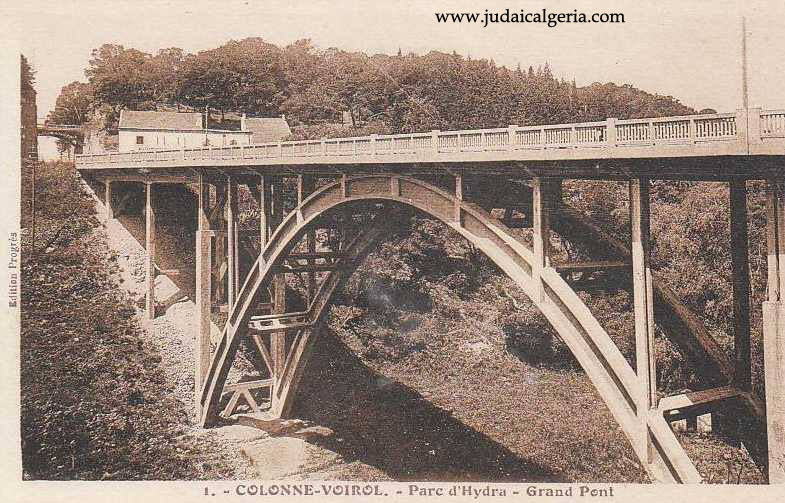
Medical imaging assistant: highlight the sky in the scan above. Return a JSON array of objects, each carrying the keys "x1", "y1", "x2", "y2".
[{"x1": 4, "y1": 0, "x2": 785, "y2": 158}]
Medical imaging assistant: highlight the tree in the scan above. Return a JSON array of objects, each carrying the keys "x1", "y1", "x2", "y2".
[
  {"x1": 177, "y1": 38, "x2": 287, "y2": 120},
  {"x1": 77, "y1": 38, "x2": 697, "y2": 137},
  {"x1": 85, "y1": 44, "x2": 157, "y2": 122},
  {"x1": 48, "y1": 81, "x2": 94, "y2": 156},
  {"x1": 148, "y1": 48, "x2": 185, "y2": 108},
  {"x1": 21, "y1": 54, "x2": 35, "y2": 92},
  {"x1": 49, "y1": 82, "x2": 94, "y2": 125}
]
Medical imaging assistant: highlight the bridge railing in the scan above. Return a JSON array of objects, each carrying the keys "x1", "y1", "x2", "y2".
[
  {"x1": 75, "y1": 109, "x2": 779, "y2": 166},
  {"x1": 760, "y1": 109, "x2": 785, "y2": 138},
  {"x1": 614, "y1": 112, "x2": 738, "y2": 144},
  {"x1": 38, "y1": 123, "x2": 83, "y2": 130}
]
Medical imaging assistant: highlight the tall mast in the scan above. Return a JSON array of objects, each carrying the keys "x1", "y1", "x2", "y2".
[{"x1": 741, "y1": 17, "x2": 749, "y2": 110}]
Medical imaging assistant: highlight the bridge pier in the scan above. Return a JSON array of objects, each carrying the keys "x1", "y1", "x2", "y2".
[
  {"x1": 270, "y1": 176, "x2": 287, "y2": 412},
  {"x1": 730, "y1": 179, "x2": 752, "y2": 392},
  {"x1": 711, "y1": 179, "x2": 754, "y2": 444},
  {"x1": 226, "y1": 175, "x2": 239, "y2": 308},
  {"x1": 258, "y1": 174, "x2": 271, "y2": 250},
  {"x1": 104, "y1": 181, "x2": 113, "y2": 222},
  {"x1": 195, "y1": 173, "x2": 213, "y2": 417},
  {"x1": 532, "y1": 177, "x2": 558, "y2": 302},
  {"x1": 145, "y1": 182, "x2": 156, "y2": 320},
  {"x1": 629, "y1": 177, "x2": 657, "y2": 464},
  {"x1": 453, "y1": 172, "x2": 463, "y2": 225},
  {"x1": 298, "y1": 175, "x2": 317, "y2": 301},
  {"x1": 764, "y1": 179, "x2": 785, "y2": 483},
  {"x1": 213, "y1": 184, "x2": 227, "y2": 306}
]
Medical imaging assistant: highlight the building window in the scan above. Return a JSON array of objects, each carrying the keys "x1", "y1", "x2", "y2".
[{"x1": 136, "y1": 135, "x2": 144, "y2": 145}]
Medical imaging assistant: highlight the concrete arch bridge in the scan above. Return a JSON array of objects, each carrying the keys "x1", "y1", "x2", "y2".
[{"x1": 76, "y1": 108, "x2": 785, "y2": 483}]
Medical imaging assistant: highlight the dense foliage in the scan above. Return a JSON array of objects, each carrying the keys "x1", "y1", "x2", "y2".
[
  {"x1": 56, "y1": 38, "x2": 693, "y2": 134},
  {"x1": 19, "y1": 162, "x2": 240, "y2": 479},
  {"x1": 21, "y1": 54, "x2": 35, "y2": 92}
]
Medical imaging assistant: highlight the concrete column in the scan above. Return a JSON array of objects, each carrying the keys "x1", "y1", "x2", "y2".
[
  {"x1": 630, "y1": 177, "x2": 656, "y2": 462},
  {"x1": 259, "y1": 175, "x2": 271, "y2": 252},
  {"x1": 767, "y1": 180, "x2": 785, "y2": 302},
  {"x1": 104, "y1": 180, "x2": 113, "y2": 221},
  {"x1": 213, "y1": 183, "x2": 226, "y2": 305},
  {"x1": 298, "y1": 175, "x2": 317, "y2": 302},
  {"x1": 270, "y1": 177, "x2": 286, "y2": 400},
  {"x1": 764, "y1": 179, "x2": 785, "y2": 483},
  {"x1": 144, "y1": 182, "x2": 156, "y2": 320},
  {"x1": 454, "y1": 173, "x2": 463, "y2": 224},
  {"x1": 194, "y1": 174, "x2": 212, "y2": 415},
  {"x1": 532, "y1": 177, "x2": 553, "y2": 302},
  {"x1": 226, "y1": 175, "x2": 239, "y2": 308},
  {"x1": 730, "y1": 179, "x2": 752, "y2": 391}
]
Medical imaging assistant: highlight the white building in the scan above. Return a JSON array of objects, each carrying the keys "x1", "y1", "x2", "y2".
[
  {"x1": 242, "y1": 115, "x2": 292, "y2": 143},
  {"x1": 118, "y1": 110, "x2": 253, "y2": 152}
]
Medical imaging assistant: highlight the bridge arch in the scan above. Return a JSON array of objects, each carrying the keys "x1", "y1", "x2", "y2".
[{"x1": 199, "y1": 174, "x2": 700, "y2": 483}]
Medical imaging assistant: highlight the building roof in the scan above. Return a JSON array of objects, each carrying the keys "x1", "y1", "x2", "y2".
[
  {"x1": 119, "y1": 110, "x2": 203, "y2": 131},
  {"x1": 244, "y1": 117, "x2": 291, "y2": 143}
]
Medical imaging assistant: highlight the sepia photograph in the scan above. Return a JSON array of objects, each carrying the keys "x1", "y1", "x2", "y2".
[{"x1": 3, "y1": 0, "x2": 785, "y2": 500}]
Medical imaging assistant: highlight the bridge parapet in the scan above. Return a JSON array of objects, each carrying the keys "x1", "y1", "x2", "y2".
[
  {"x1": 38, "y1": 122, "x2": 83, "y2": 130},
  {"x1": 75, "y1": 109, "x2": 785, "y2": 168}
]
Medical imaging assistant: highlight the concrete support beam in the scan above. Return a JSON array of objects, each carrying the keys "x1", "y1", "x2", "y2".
[
  {"x1": 270, "y1": 177, "x2": 286, "y2": 401},
  {"x1": 532, "y1": 177, "x2": 555, "y2": 302},
  {"x1": 630, "y1": 177, "x2": 656, "y2": 462},
  {"x1": 764, "y1": 301, "x2": 785, "y2": 482},
  {"x1": 259, "y1": 175, "x2": 271, "y2": 252},
  {"x1": 104, "y1": 180, "x2": 113, "y2": 221},
  {"x1": 454, "y1": 173, "x2": 463, "y2": 225},
  {"x1": 213, "y1": 182, "x2": 226, "y2": 305},
  {"x1": 764, "y1": 179, "x2": 785, "y2": 483},
  {"x1": 730, "y1": 180, "x2": 752, "y2": 391},
  {"x1": 195, "y1": 173, "x2": 212, "y2": 416},
  {"x1": 226, "y1": 175, "x2": 239, "y2": 308},
  {"x1": 144, "y1": 182, "x2": 156, "y2": 320},
  {"x1": 767, "y1": 180, "x2": 785, "y2": 302},
  {"x1": 298, "y1": 175, "x2": 317, "y2": 302}
]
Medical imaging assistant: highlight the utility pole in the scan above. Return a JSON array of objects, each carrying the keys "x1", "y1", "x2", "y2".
[{"x1": 741, "y1": 17, "x2": 749, "y2": 110}]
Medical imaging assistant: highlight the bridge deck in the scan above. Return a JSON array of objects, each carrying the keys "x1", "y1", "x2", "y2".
[{"x1": 76, "y1": 109, "x2": 785, "y2": 180}]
